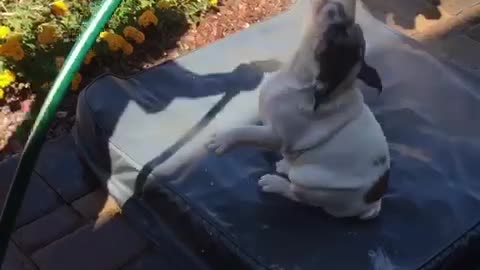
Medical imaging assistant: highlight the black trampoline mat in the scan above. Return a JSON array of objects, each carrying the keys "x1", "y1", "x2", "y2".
[{"x1": 74, "y1": 2, "x2": 480, "y2": 270}]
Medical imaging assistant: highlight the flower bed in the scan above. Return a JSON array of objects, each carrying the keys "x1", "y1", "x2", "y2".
[{"x1": 0, "y1": 0, "x2": 217, "y2": 100}]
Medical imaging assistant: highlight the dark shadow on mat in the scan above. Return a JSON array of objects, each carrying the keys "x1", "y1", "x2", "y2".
[
  {"x1": 362, "y1": 0, "x2": 442, "y2": 30},
  {"x1": 130, "y1": 59, "x2": 282, "y2": 193},
  {"x1": 80, "y1": 58, "x2": 280, "y2": 178},
  {"x1": 76, "y1": 58, "x2": 281, "y2": 269}
]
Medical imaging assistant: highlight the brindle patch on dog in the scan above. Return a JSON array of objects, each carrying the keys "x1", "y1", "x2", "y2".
[{"x1": 364, "y1": 169, "x2": 390, "y2": 204}]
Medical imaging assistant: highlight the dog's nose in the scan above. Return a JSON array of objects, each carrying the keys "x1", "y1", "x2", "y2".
[{"x1": 332, "y1": 0, "x2": 356, "y2": 19}]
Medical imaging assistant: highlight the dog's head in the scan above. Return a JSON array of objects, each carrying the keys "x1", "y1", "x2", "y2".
[{"x1": 306, "y1": 0, "x2": 383, "y2": 109}]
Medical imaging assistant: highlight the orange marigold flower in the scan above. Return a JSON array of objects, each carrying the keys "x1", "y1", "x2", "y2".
[
  {"x1": 51, "y1": 1, "x2": 69, "y2": 16},
  {"x1": 115, "y1": 35, "x2": 128, "y2": 50},
  {"x1": 138, "y1": 10, "x2": 158, "y2": 27},
  {"x1": 122, "y1": 42, "x2": 134, "y2": 56},
  {"x1": 71, "y1": 73, "x2": 82, "y2": 91},
  {"x1": 10, "y1": 47, "x2": 24, "y2": 61},
  {"x1": 100, "y1": 32, "x2": 126, "y2": 52},
  {"x1": 6, "y1": 34, "x2": 22, "y2": 45},
  {"x1": 123, "y1": 26, "x2": 145, "y2": 44},
  {"x1": 84, "y1": 50, "x2": 96, "y2": 64},
  {"x1": 0, "y1": 35, "x2": 25, "y2": 61},
  {"x1": 38, "y1": 25, "x2": 58, "y2": 45}
]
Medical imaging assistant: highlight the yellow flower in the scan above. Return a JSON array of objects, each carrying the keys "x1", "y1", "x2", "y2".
[
  {"x1": 210, "y1": 0, "x2": 218, "y2": 5},
  {"x1": 122, "y1": 42, "x2": 133, "y2": 56},
  {"x1": 55, "y1": 56, "x2": 65, "y2": 70},
  {"x1": 71, "y1": 73, "x2": 82, "y2": 91},
  {"x1": 0, "y1": 70, "x2": 15, "y2": 89},
  {"x1": 84, "y1": 50, "x2": 96, "y2": 64},
  {"x1": 0, "y1": 26, "x2": 11, "y2": 39},
  {"x1": 123, "y1": 26, "x2": 145, "y2": 44},
  {"x1": 51, "y1": 1, "x2": 69, "y2": 16},
  {"x1": 99, "y1": 31, "x2": 110, "y2": 39},
  {"x1": 38, "y1": 25, "x2": 58, "y2": 45},
  {"x1": 138, "y1": 10, "x2": 158, "y2": 27},
  {"x1": 0, "y1": 70, "x2": 15, "y2": 99},
  {"x1": 0, "y1": 35, "x2": 25, "y2": 61}
]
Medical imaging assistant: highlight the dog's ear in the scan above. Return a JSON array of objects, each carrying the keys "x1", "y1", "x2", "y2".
[
  {"x1": 358, "y1": 61, "x2": 383, "y2": 93},
  {"x1": 353, "y1": 23, "x2": 383, "y2": 93}
]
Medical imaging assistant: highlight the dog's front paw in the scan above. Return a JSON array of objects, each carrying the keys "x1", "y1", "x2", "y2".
[
  {"x1": 258, "y1": 174, "x2": 290, "y2": 194},
  {"x1": 275, "y1": 159, "x2": 290, "y2": 175},
  {"x1": 207, "y1": 131, "x2": 235, "y2": 155}
]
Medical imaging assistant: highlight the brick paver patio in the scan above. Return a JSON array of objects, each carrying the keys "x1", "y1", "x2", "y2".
[{"x1": 0, "y1": 136, "x2": 156, "y2": 270}]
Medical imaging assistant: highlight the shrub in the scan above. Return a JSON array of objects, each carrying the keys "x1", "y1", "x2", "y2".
[{"x1": 0, "y1": 0, "x2": 217, "y2": 100}]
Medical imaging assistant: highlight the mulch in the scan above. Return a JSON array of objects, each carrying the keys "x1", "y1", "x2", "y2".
[{"x1": 0, "y1": 0, "x2": 294, "y2": 161}]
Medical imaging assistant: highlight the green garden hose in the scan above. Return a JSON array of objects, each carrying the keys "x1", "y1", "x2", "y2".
[{"x1": 0, "y1": 0, "x2": 123, "y2": 265}]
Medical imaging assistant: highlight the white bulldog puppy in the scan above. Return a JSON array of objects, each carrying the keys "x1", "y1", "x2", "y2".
[{"x1": 208, "y1": 0, "x2": 389, "y2": 220}]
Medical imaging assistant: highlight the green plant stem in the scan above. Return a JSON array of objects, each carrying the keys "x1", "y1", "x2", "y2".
[{"x1": 0, "y1": 0, "x2": 123, "y2": 265}]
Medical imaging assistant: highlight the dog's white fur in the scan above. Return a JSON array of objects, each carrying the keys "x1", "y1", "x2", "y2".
[{"x1": 207, "y1": 0, "x2": 390, "y2": 220}]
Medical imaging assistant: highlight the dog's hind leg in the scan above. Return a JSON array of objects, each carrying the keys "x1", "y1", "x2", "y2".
[
  {"x1": 286, "y1": 167, "x2": 376, "y2": 218},
  {"x1": 258, "y1": 174, "x2": 300, "y2": 202},
  {"x1": 258, "y1": 173, "x2": 326, "y2": 206},
  {"x1": 258, "y1": 173, "x2": 363, "y2": 218}
]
